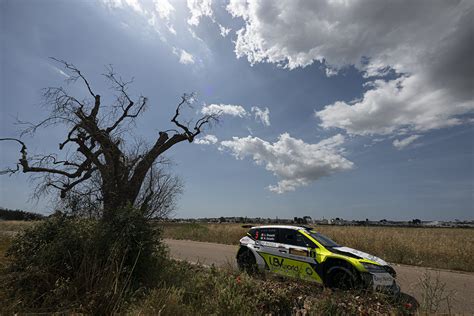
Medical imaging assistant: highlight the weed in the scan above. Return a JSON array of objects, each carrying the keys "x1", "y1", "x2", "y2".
[{"x1": 418, "y1": 270, "x2": 457, "y2": 314}]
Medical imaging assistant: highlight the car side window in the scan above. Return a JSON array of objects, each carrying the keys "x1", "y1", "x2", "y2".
[
  {"x1": 248, "y1": 228, "x2": 258, "y2": 239},
  {"x1": 280, "y1": 229, "x2": 314, "y2": 248},
  {"x1": 258, "y1": 228, "x2": 278, "y2": 242}
]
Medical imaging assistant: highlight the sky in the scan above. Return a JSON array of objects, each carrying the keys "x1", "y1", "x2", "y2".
[{"x1": 0, "y1": 0, "x2": 473, "y2": 221}]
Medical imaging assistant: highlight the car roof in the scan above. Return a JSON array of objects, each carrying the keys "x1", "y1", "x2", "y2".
[{"x1": 250, "y1": 225, "x2": 311, "y2": 231}]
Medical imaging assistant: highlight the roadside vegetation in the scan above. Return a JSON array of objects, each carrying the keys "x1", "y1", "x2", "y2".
[
  {"x1": 162, "y1": 223, "x2": 474, "y2": 272},
  {"x1": 128, "y1": 261, "x2": 412, "y2": 315},
  {"x1": 0, "y1": 208, "x2": 167, "y2": 314},
  {"x1": 0, "y1": 217, "x2": 413, "y2": 315}
]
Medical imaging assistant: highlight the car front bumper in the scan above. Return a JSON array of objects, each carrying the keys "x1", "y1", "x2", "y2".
[{"x1": 361, "y1": 272, "x2": 400, "y2": 294}]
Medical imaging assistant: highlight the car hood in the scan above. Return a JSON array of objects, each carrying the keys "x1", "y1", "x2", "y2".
[{"x1": 333, "y1": 246, "x2": 388, "y2": 266}]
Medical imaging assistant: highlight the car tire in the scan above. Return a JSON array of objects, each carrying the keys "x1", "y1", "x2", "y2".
[
  {"x1": 326, "y1": 265, "x2": 358, "y2": 290},
  {"x1": 236, "y1": 247, "x2": 258, "y2": 274}
]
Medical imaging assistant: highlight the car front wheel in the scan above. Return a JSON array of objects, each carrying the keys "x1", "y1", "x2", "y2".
[
  {"x1": 236, "y1": 247, "x2": 258, "y2": 274},
  {"x1": 326, "y1": 266, "x2": 358, "y2": 290}
]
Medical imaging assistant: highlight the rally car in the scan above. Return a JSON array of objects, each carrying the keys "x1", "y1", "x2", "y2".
[{"x1": 236, "y1": 225, "x2": 399, "y2": 293}]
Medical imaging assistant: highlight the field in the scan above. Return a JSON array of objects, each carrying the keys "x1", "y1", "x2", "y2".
[
  {"x1": 2, "y1": 220, "x2": 473, "y2": 272},
  {"x1": 162, "y1": 223, "x2": 474, "y2": 272}
]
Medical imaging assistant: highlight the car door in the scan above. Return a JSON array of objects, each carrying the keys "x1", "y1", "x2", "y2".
[
  {"x1": 252, "y1": 227, "x2": 286, "y2": 265},
  {"x1": 277, "y1": 229, "x2": 323, "y2": 282}
]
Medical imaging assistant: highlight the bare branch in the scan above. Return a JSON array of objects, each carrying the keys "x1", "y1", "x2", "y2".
[
  {"x1": 171, "y1": 94, "x2": 195, "y2": 141},
  {"x1": 50, "y1": 57, "x2": 96, "y2": 98},
  {"x1": 0, "y1": 137, "x2": 94, "y2": 179},
  {"x1": 105, "y1": 96, "x2": 147, "y2": 133}
]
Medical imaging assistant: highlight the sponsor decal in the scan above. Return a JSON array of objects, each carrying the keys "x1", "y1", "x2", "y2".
[
  {"x1": 258, "y1": 252, "x2": 323, "y2": 284},
  {"x1": 372, "y1": 273, "x2": 393, "y2": 287},
  {"x1": 269, "y1": 256, "x2": 300, "y2": 272}
]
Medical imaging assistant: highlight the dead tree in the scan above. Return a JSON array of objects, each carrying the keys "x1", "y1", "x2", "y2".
[{"x1": 1, "y1": 59, "x2": 217, "y2": 220}]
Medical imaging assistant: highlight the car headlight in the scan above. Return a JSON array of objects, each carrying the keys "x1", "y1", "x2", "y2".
[{"x1": 361, "y1": 262, "x2": 387, "y2": 273}]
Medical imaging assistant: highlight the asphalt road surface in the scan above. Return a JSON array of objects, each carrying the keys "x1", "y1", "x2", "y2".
[{"x1": 165, "y1": 239, "x2": 474, "y2": 314}]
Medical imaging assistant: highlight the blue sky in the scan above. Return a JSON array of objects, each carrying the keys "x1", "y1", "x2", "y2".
[{"x1": 1, "y1": 0, "x2": 473, "y2": 220}]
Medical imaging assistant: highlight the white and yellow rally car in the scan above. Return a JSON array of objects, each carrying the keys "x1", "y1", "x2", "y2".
[{"x1": 236, "y1": 225, "x2": 399, "y2": 293}]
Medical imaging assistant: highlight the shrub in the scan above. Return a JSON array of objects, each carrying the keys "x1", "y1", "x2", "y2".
[{"x1": 0, "y1": 206, "x2": 167, "y2": 314}]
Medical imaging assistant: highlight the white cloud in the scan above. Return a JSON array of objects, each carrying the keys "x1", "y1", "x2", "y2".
[
  {"x1": 101, "y1": 0, "x2": 124, "y2": 9},
  {"x1": 153, "y1": 0, "x2": 176, "y2": 34},
  {"x1": 227, "y1": 0, "x2": 474, "y2": 136},
  {"x1": 316, "y1": 76, "x2": 472, "y2": 135},
  {"x1": 194, "y1": 134, "x2": 218, "y2": 145},
  {"x1": 218, "y1": 24, "x2": 231, "y2": 37},
  {"x1": 220, "y1": 133, "x2": 353, "y2": 193},
  {"x1": 187, "y1": 0, "x2": 213, "y2": 26},
  {"x1": 167, "y1": 25, "x2": 177, "y2": 35},
  {"x1": 50, "y1": 65, "x2": 70, "y2": 78},
  {"x1": 124, "y1": 0, "x2": 143, "y2": 13},
  {"x1": 251, "y1": 106, "x2": 270, "y2": 126},
  {"x1": 173, "y1": 47, "x2": 195, "y2": 65},
  {"x1": 393, "y1": 135, "x2": 421, "y2": 150},
  {"x1": 154, "y1": 0, "x2": 174, "y2": 20},
  {"x1": 179, "y1": 50, "x2": 194, "y2": 64},
  {"x1": 201, "y1": 104, "x2": 248, "y2": 117}
]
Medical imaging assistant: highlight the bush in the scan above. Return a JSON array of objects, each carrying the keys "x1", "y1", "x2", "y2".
[{"x1": 0, "y1": 206, "x2": 167, "y2": 314}]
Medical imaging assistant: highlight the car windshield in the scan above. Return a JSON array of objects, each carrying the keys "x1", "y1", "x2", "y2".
[{"x1": 308, "y1": 231, "x2": 340, "y2": 247}]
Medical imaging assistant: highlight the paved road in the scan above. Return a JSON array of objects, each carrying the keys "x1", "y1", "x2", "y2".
[{"x1": 165, "y1": 239, "x2": 474, "y2": 314}]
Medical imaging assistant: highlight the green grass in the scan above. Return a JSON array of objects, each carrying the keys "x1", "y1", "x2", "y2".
[{"x1": 162, "y1": 222, "x2": 474, "y2": 272}]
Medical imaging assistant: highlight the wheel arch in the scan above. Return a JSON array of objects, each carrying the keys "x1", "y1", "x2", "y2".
[
  {"x1": 321, "y1": 257, "x2": 360, "y2": 286},
  {"x1": 236, "y1": 244, "x2": 268, "y2": 271}
]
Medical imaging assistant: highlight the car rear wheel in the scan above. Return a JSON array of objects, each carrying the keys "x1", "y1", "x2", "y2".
[
  {"x1": 326, "y1": 266, "x2": 358, "y2": 290},
  {"x1": 237, "y1": 247, "x2": 258, "y2": 274}
]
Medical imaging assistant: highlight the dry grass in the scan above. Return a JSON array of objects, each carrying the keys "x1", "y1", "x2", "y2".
[
  {"x1": 0, "y1": 220, "x2": 38, "y2": 236},
  {"x1": 0, "y1": 236, "x2": 12, "y2": 268},
  {"x1": 314, "y1": 226, "x2": 474, "y2": 272},
  {"x1": 0, "y1": 221, "x2": 38, "y2": 268},
  {"x1": 162, "y1": 223, "x2": 474, "y2": 272},
  {"x1": 2, "y1": 221, "x2": 473, "y2": 272},
  {"x1": 162, "y1": 223, "x2": 246, "y2": 245}
]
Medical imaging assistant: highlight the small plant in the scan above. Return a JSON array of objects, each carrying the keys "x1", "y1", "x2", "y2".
[{"x1": 418, "y1": 270, "x2": 456, "y2": 313}]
